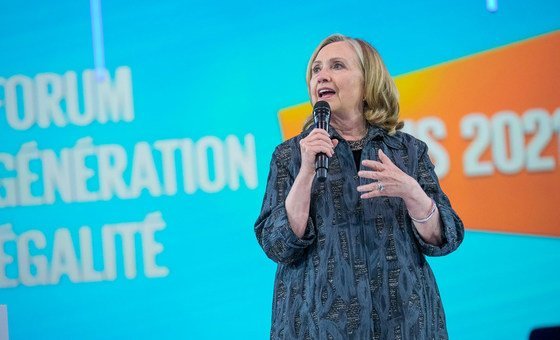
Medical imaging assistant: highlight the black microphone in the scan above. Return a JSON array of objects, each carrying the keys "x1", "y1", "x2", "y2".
[{"x1": 313, "y1": 100, "x2": 331, "y2": 182}]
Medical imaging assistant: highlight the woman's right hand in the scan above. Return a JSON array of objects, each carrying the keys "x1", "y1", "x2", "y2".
[
  {"x1": 298, "y1": 128, "x2": 339, "y2": 178},
  {"x1": 286, "y1": 128, "x2": 338, "y2": 237}
]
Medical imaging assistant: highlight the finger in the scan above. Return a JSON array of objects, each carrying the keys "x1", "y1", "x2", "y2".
[
  {"x1": 310, "y1": 128, "x2": 332, "y2": 139},
  {"x1": 378, "y1": 149, "x2": 394, "y2": 166},
  {"x1": 300, "y1": 140, "x2": 333, "y2": 156},
  {"x1": 307, "y1": 131, "x2": 334, "y2": 146},
  {"x1": 357, "y1": 170, "x2": 379, "y2": 180},
  {"x1": 305, "y1": 139, "x2": 333, "y2": 146},
  {"x1": 356, "y1": 183, "x2": 377, "y2": 192},
  {"x1": 317, "y1": 135, "x2": 336, "y2": 146},
  {"x1": 301, "y1": 136, "x2": 333, "y2": 150},
  {"x1": 332, "y1": 139, "x2": 339, "y2": 148},
  {"x1": 359, "y1": 190, "x2": 382, "y2": 199},
  {"x1": 359, "y1": 181, "x2": 390, "y2": 198},
  {"x1": 361, "y1": 159, "x2": 385, "y2": 171},
  {"x1": 305, "y1": 140, "x2": 336, "y2": 152},
  {"x1": 310, "y1": 145, "x2": 335, "y2": 157}
]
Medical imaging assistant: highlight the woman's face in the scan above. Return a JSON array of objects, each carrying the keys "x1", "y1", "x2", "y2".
[{"x1": 309, "y1": 41, "x2": 365, "y2": 118}]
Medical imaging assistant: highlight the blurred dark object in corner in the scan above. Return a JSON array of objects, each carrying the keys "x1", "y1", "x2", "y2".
[{"x1": 529, "y1": 326, "x2": 560, "y2": 340}]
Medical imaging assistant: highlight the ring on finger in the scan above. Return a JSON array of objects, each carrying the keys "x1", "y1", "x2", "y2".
[{"x1": 377, "y1": 182, "x2": 384, "y2": 192}]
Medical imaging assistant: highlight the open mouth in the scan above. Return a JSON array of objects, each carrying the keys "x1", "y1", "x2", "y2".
[{"x1": 318, "y1": 88, "x2": 336, "y2": 99}]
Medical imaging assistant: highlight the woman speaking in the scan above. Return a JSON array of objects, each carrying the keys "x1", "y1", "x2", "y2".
[{"x1": 255, "y1": 34, "x2": 464, "y2": 339}]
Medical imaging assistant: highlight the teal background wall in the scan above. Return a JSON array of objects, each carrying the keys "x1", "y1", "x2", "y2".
[{"x1": 1, "y1": 1, "x2": 559, "y2": 339}]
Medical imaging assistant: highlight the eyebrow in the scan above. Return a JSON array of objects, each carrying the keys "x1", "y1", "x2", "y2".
[{"x1": 312, "y1": 57, "x2": 347, "y2": 65}]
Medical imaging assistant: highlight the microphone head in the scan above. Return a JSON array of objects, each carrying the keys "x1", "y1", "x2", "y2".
[
  {"x1": 313, "y1": 100, "x2": 331, "y2": 125},
  {"x1": 313, "y1": 100, "x2": 330, "y2": 111},
  {"x1": 313, "y1": 100, "x2": 331, "y2": 113}
]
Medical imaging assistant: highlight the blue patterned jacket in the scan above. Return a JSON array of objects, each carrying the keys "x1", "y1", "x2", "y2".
[{"x1": 255, "y1": 124, "x2": 464, "y2": 339}]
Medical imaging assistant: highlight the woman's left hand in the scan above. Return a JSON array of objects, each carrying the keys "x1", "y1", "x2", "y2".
[{"x1": 357, "y1": 149, "x2": 417, "y2": 199}]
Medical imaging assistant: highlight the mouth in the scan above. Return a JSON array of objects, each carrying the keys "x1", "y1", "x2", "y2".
[{"x1": 318, "y1": 87, "x2": 336, "y2": 99}]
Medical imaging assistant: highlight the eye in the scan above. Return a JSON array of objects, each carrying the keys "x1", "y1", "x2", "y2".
[
  {"x1": 312, "y1": 65, "x2": 321, "y2": 74},
  {"x1": 332, "y1": 62, "x2": 345, "y2": 70}
]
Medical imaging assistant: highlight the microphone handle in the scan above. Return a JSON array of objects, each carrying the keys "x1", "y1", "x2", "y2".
[
  {"x1": 316, "y1": 154, "x2": 328, "y2": 182},
  {"x1": 315, "y1": 117, "x2": 329, "y2": 182}
]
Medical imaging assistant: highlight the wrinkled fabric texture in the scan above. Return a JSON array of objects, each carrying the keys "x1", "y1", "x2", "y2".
[{"x1": 255, "y1": 124, "x2": 464, "y2": 340}]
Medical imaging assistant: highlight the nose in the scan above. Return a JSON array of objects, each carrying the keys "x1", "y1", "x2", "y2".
[{"x1": 316, "y1": 69, "x2": 331, "y2": 83}]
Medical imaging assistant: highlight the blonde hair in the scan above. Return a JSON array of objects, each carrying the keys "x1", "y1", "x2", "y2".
[{"x1": 304, "y1": 34, "x2": 403, "y2": 135}]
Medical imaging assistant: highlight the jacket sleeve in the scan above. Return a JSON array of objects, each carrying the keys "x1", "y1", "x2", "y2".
[
  {"x1": 411, "y1": 141, "x2": 465, "y2": 257},
  {"x1": 254, "y1": 144, "x2": 316, "y2": 264}
]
